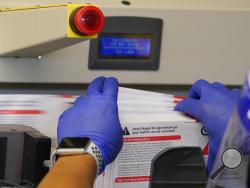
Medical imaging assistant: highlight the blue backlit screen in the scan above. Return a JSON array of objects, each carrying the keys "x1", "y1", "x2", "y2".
[{"x1": 99, "y1": 35, "x2": 151, "y2": 58}]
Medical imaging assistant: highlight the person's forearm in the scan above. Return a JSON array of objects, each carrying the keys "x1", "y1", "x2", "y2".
[{"x1": 38, "y1": 154, "x2": 97, "y2": 188}]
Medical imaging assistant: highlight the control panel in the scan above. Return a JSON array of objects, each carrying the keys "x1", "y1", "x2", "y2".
[{"x1": 89, "y1": 17, "x2": 162, "y2": 70}]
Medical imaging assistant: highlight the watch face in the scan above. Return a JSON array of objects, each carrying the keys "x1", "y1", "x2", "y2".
[{"x1": 58, "y1": 137, "x2": 90, "y2": 148}]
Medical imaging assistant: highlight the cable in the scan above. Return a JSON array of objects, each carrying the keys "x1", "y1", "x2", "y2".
[
  {"x1": 0, "y1": 179, "x2": 22, "y2": 187},
  {"x1": 20, "y1": 180, "x2": 35, "y2": 188}
]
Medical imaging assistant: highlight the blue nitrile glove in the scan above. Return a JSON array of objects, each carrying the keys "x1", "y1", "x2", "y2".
[
  {"x1": 174, "y1": 79, "x2": 240, "y2": 174},
  {"x1": 57, "y1": 77, "x2": 123, "y2": 172}
]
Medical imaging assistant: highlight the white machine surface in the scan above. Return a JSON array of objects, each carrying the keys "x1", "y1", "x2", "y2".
[{"x1": 0, "y1": 0, "x2": 250, "y2": 85}]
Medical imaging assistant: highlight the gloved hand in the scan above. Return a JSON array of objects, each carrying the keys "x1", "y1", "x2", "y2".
[
  {"x1": 57, "y1": 77, "x2": 123, "y2": 172},
  {"x1": 174, "y1": 79, "x2": 240, "y2": 174}
]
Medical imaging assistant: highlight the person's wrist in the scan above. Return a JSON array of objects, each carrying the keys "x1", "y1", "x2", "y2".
[
  {"x1": 58, "y1": 154, "x2": 95, "y2": 165},
  {"x1": 57, "y1": 154, "x2": 97, "y2": 176},
  {"x1": 52, "y1": 137, "x2": 104, "y2": 176}
]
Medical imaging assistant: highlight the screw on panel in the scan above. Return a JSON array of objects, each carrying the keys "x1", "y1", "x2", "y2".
[{"x1": 121, "y1": 0, "x2": 131, "y2": 5}]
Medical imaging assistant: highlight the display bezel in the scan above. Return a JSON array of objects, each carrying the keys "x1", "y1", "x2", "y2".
[{"x1": 88, "y1": 16, "x2": 162, "y2": 70}]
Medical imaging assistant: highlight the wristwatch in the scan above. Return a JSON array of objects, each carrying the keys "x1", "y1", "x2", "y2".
[{"x1": 51, "y1": 137, "x2": 104, "y2": 175}]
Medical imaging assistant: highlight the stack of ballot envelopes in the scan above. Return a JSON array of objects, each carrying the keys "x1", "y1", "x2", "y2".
[{"x1": 0, "y1": 87, "x2": 208, "y2": 188}]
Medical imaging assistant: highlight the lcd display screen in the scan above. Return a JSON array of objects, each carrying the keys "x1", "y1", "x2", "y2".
[{"x1": 99, "y1": 35, "x2": 152, "y2": 59}]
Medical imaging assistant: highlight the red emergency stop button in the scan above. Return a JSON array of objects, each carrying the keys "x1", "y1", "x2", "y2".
[{"x1": 72, "y1": 6, "x2": 104, "y2": 35}]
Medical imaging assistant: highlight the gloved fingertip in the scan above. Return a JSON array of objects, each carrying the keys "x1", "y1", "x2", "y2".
[
  {"x1": 87, "y1": 76, "x2": 106, "y2": 95},
  {"x1": 211, "y1": 81, "x2": 226, "y2": 88},
  {"x1": 107, "y1": 76, "x2": 118, "y2": 82},
  {"x1": 174, "y1": 98, "x2": 192, "y2": 111},
  {"x1": 174, "y1": 102, "x2": 183, "y2": 111},
  {"x1": 189, "y1": 79, "x2": 211, "y2": 99},
  {"x1": 174, "y1": 98, "x2": 202, "y2": 121},
  {"x1": 211, "y1": 82, "x2": 228, "y2": 93},
  {"x1": 92, "y1": 76, "x2": 106, "y2": 83},
  {"x1": 97, "y1": 76, "x2": 106, "y2": 79},
  {"x1": 103, "y1": 77, "x2": 119, "y2": 100},
  {"x1": 107, "y1": 77, "x2": 119, "y2": 89},
  {"x1": 74, "y1": 96, "x2": 87, "y2": 105}
]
